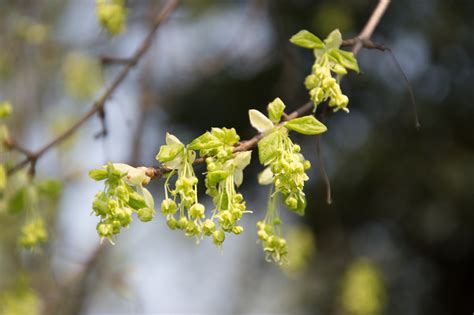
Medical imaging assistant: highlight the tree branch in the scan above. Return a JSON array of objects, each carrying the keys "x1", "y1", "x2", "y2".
[{"x1": 6, "y1": 0, "x2": 180, "y2": 177}]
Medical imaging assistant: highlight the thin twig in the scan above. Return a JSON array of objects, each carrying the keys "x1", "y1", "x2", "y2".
[
  {"x1": 352, "y1": 0, "x2": 391, "y2": 55},
  {"x1": 6, "y1": 0, "x2": 180, "y2": 177}
]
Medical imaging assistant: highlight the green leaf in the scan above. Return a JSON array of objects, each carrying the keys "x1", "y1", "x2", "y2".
[
  {"x1": 330, "y1": 49, "x2": 360, "y2": 73},
  {"x1": 285, "y1": 115, "x2": 327, "y2": 135},
  {"x1": 249, "y1": 109, "x2": 274, "y2": 133},
  {"x1": 258, "y1": 131, "x2": 280, "y2": 165},
  {"x1": 267, "y1": 97, "x2": 286, "y2": 124},
  {"x1": 89, "y1": 169, "x2": 108, "y2": 181},
  {"x1": 232, "y1": 151, "x2": 252, "y2": 170},
  {"x1": 165, "y1": 133, "x2": 183, "y2": 146},
  {"x1": 128, "y1": 192, "x2": 147, "y2": 210},
  {"x1": 188, "y1": 132, "x2": 221, "y2": 150},
  {"x1": 8, "y1": 188, "x2": 28, "y2": 214},
  {"x1": 208, "y1": 170, "x2": 231, "y2": 185},
  {"x1": 324, "y1": 29, "x2": 342, "y2": 50},
  {"x1": 290, "y1": 30, "x2": 324, "y2": 49},
  {"x1": 156, "y1": 143, "x2": 184, "y2": 163},
  {"x1": 211, "y1": 127, "x2": 240, "y2": 145}
]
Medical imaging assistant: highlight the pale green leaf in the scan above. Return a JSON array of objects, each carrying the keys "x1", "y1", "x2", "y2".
[
  {"x1": 156, "y1": 143, "x2": 184, "y2": 163},
  {"x1": 267, "y1": 97, "x2": 286, "y2": 123},
  {"x1": 258, "y1": 131, "x2": 280, "y2": 165},
  {"x1": 330, "y1": 49, "x2": 360, "y2": 73},
  {"x1": 249, "y1": 109, "x2": 274, "y2": 133},
  {"x1": 285, "y1": 115, "x2": 327, "y2": 135},
  {"x1": 290, "y1": 30, "x2": 324, "y2": 49},
  {"x1": 324, "y1": 29, "x2": 342, "y2": 50}
]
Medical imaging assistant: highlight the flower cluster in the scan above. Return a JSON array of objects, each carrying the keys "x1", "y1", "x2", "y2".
[
  {"x1": 156, "y1": 133, "x2": 204, "y2": 241},
  {"x1": 157, "y1": 131, "x2": 252, "y2": 246},
  {"x1": 18, "y1": 217, "x2": 47, "y2": 249},
  {"x1": 249, "y1": 98, "x2": 326, "y2": 263},
  {"x1": 250, "y1": 98, "x2": 326, "y2": 216},
  {"x1": 290, "y1": 29, "x2": 359, "y2": 112},
  {"x1": 89, "y1": 162, "x2": 155, "y2": 243},
  {"x1": 96, "y1": 0, "x2": 128, "y2": 36},
  {"x1": 190, "y1": 128, "x2": 252, "y2": 245}
]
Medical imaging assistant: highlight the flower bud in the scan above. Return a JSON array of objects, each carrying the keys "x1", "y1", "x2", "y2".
[
  {"x1": 202, "y1": 219, "x2": 216, "y2": 236},
  {"x1": 285, "y1": 196, "x2": 298, "y2": 209},
  {"x1": 177, "y1": 216, "x2": 188, "y2": 229},
  {"x1": 303, "y1": 160, "x2": 311, "y2": 170},
  {"x1": 161, "y1": 198, "x2": 177, "y2": 215},
  {"x1": 167, "y1": 217, "x2": 178, "y2": 230},
  {"x1": 232, "y1": 193, "x2": 243, "y2": 203},
  {"x1": 137, "y1": 207, "x2": 155, "y2": 222},
  {"x1": 189, "y1": 203, "x2": 205, "y2": 219},
  {"x1": 89, "y1": 169, "x2": 108, "y2": 181},
  {"x1": 212, "y1": 230, "x2": 225, "y2": 245},
  {"x1": 257, "y1": 230, "x2": 269, "y2": 240},
  {"x1": 232, "y1": 226, "x2": 244, "y2": 235}
]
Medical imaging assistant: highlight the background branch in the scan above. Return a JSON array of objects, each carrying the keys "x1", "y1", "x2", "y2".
[{"x1": 6, "y1": 0, "x2": 180, "y2": 177}]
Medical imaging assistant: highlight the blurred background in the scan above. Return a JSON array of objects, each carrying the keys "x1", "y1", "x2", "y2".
[{"x1": 0, "y1": 0, "x2": 473, "y2": 314}]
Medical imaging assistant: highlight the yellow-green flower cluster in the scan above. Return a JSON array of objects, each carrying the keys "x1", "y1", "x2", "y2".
[
  {"x1": 250, "y1": 98, "x2": 326, "y2": 216},
  {"x1": 157, "y1": 133, "x2": 204, "y2": 241},
  {"x1": 18, "y1": 217, "x2": 47, "y2": 249},
  {"x1": 249, "y1": 98, "x2": 326, "y2": 263},
  {"x1": 257, "y1": 219, "x2": 287, "y2": 264},
  {"x1": 260, "y1": 130, "x2": 311, "y2": 215},
  {"x1": 157, "y1": 130, "x2": 252, "y2": 246},
  {"x1": 290, "y1": 29, "x2": 359, "y2": 112},
  {"x1": 96, "y1": 0, "x2": 128, "y2": 36},
  {"x1": 190, "y1": 128, "x2": 251, "y2": 245},
  {"x1": 89, "y1": 162, "x2": 155, "y2": 243}
]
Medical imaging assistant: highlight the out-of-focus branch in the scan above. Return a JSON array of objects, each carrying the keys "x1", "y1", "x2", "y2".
[{"x1": 6, "y1": 0, "x2": 180, "y2": 177}]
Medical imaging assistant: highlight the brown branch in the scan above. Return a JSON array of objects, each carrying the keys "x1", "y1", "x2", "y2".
[
  {"x1": 352, "y1": 0, "x2": 391, "y2": 55},
  {"x1": 6, "y1": 0, "x2": 180, "y2": 177}
]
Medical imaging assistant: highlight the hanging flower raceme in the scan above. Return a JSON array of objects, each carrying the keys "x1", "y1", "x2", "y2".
[
  {"x1": 249, "y1": 97, "x2": 327, "y2": 263},
  {"x1": 89, "y1": 162, "x2": 155, "y2": 243},
  {"x1": 189, "y1": 127, "x2": 252, "y2": 246},
  {"x1": 290, "y1": 29, "x2": 359, "y2": 112},
  {"x1": 156, "y1": 133, "x2": 204, "y2": 241}
]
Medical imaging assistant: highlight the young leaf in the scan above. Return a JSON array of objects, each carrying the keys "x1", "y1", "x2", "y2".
[
  {"x1": 211, "y1": 127, "x2": 240, "y2": 145},
  {"x1": 89, "y1": 169, "x2": 108, "y2": 181},
  {"x1": 249, "y1": 109, "x2": 274, "y2": 133},
  {"x1": 267, "y1": 97, "x2": 286, "y2": 123},
  {"x1": 188, "y1": 132, "x2": 220, "y2": 150},
  {"x1": 138, "y1": 186, "x2": 155, "y2": 210},
  {"x1": 290, "y1": 30, "x2": 324, "y2": 49},
  {"x1": 166, "y1": 132, "x2": 183, "y2": 146},
  {"x1": 156, "y1": 143, "x2": 184, "y2": 163},
  {"x1": 324, "y1": 29, "x2": 342, "y2": 50},
  {"x1": 285, "y1": 116, "x2": 327, "y2": 135},
  {"x1": 331, "y1": 49, "x2": 360, "y2": 73},
  {"x1": 258, "y1": 131, "x2": 280, "y2": 165}
]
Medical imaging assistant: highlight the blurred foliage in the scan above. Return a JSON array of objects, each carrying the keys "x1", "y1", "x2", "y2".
[{"x1": 340, "y1": 258, "x2": 385, "y2": 315}]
